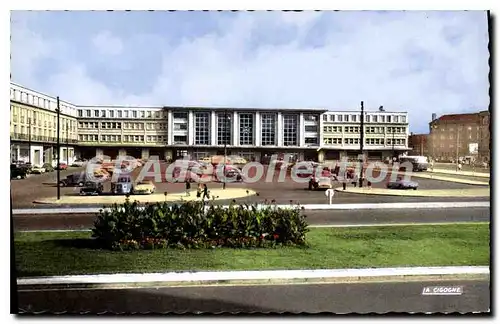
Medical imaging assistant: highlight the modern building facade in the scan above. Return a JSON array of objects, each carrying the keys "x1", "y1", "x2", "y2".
[
  {"x1": 10, "y1": 82, "x2": 411, "y2": 164},
  {"x1": 429, "y1": 111, "x2": 490, "y2": 163}
]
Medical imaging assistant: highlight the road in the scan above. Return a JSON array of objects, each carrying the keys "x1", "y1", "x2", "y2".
[
  {"x1": 12, "y1": 207, "x2": 490, "y2": 231},
  {"x1": 16, "y1": 280, "x2": 490, "y2": 314}
]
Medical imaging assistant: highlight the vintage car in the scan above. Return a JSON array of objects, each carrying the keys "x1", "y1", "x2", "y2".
[
  {"x1": 59, "y1": 173, "x2": 88, "y2": 187},
  {"x1": 308, "y1": 176, "x2": 332, "y2": 190},
  {"x1": 31, "y1": 165, "x2": 46, "y2": 174},
  {"x1": 55, "y1": 162, "x2": 68, "y2": 170},
  {"x1": 132, "y1": 181, "x2": 156, "y2": 195},
  {"x1": 387, "y1": 180, "x2": 419, "y2": 190},
  {"x1": 10, "y1": 164, "x2": 29, "y2": 179},
  {"x1": 111, "y1": 175, "x2": 134, "y2": 194},
  {"x1": 79, "y1": 182, "x2": 104, "y2": 196},
  {"x1": 71, "y1": 159, "x2": 87, "y2": 167}
]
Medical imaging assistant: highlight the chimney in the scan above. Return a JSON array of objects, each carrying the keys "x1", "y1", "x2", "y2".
[{"x1": 432, "y1": 113, "x2": 437, "y2": 121}]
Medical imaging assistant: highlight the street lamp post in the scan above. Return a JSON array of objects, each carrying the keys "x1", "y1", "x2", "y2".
[
  {"x1": 28, "y1": 117, "x2": 32, "y2": 165},
  {"x1": 66, "y1": 122, "x2": 69, "y2": 165},
  {"x1": 358, "y1": 101, "x2": 364, "y2": 188},
  {"x1": 223, "y1": 110, "x2": 229, "y2": 190},
  {"x1": 56, "y1": 97, "x2": 61, "y2": 200}
]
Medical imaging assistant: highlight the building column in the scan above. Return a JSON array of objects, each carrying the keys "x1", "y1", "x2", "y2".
[
  {"x1": 211, "y1": 111, "x2": 216, "y2": 146},
  {"x1": 277, "y1": 112, "x2": 283, "y2": 147},
  {"x1": 319, "y1": 116, "x2": 324, "y2": 148},
  {"x1": 17, "y1": 145, "x2": 20, "y2": 162},
  {"x1": 318, "y1": 150, "x2": 325, "y2": 163},
  {"x1": 232, "y1": 111, "x2": 238, "y2": 146},
  {"x1": 188, "y1": 111, "x2": 194, "y2": 146},
  {"x1": 167, "y1": 110, "x2": 173, "y2": 146},
  {"x1": 141, "y1": 148, "x2": 149, "y2": 160},
  {"x1": 299, "y1": 113, "x2": 305, "y2": 147},
  {"x1": 255, "y1": 112, "x2": 261, "y2": 147}
]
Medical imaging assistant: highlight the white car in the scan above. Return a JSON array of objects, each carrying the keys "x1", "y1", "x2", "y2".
[
  {"x1": 71, "y1": 159, "x2": 86, "y2": 167},
  {"x1": 31, "y1": 166, "x2": 46, "y2": 174}
]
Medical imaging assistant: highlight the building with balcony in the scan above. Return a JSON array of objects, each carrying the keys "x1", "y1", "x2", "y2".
[
  {"x1": 10, "y1": 82, "x2": 411, "y2": 164},
  {"x1": 10, "y1": 83, "x2": 78, "y2": 166}
]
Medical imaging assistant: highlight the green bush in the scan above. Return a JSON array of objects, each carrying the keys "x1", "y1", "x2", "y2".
[
  {"x1": 42, "y1": 163, "x2": 54, "y2": 172},
  {"x1": 92, "y1": 200, "x2": 309, "y2": 250}
]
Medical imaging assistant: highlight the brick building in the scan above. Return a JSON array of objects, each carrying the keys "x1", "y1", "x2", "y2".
[
  {"x1": 408, "y1": 133, "x2": 429, "y2": 156},
  {"x1": 429, "y1": 111, "x2": 490, "y2": 163}
]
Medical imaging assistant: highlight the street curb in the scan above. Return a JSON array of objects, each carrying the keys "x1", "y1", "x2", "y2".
[
  {"x1": 407, "y1": 174, "x2": 489, "y2": 186},
  {"x1": 334, "y1": 188, "x2": 490, "y2": 198},
  {"x1": 12, "y1": 201, "x2": 492, "y2": 215},
  {"x1": 17, "y1": 266, "x2": 489, "y2": 290}
]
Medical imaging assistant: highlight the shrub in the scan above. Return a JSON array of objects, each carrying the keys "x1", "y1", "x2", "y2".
[
  {"x1": 92, "y1": 200, "x2": 309, "y2": 250},
  {"x1": 42, "y1": 163, "x2": 54, "y2": 172}
]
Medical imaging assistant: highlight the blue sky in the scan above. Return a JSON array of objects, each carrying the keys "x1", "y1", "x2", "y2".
[{"x1": 10, "y1": 10, "x2": 489, "y2": 133}]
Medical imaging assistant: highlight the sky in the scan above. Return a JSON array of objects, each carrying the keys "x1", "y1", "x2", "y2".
[{"x1": 10, "y1": 10, "x2": 490, "y2": 133}]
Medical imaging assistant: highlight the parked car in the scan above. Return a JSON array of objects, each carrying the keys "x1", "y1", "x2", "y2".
[
  {"x1": 31, "y1": 165, "x2": 46, "y2": 174},
  {"x1": 56, "y1": 163, "x2": 68, "y2": 170},
  {"x1": 10, "y1": 164, "x2": 28, "y2": 179},
  {"x1": 71, "y1": 159, "x2": 86, "y2": 167},
  {"x1": 111, "y1": 175, "x2": 134, "y2": 194},
  {"x1": 132, "y1": 181, "x2": 156, "y2": 195},
  {"x1": 387, "y1": 180, "x2": 419, "y2": 190},
  {"x1": 80, "y1": 182, "x2": 104, "y2": 196},
  {"x1": 42, "y1": 163, "x2": 55, "y2": 172},
  {"x1": 308, "y1": 176, "x2": 332, "y2": 190},
  {"x1": 59, "y1": 173, "x2": 87, "y2": 187}
]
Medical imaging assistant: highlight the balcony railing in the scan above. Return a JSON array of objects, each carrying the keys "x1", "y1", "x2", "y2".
[{"x1": 10, "y1": 133, "x2": 78, "y2": 144}]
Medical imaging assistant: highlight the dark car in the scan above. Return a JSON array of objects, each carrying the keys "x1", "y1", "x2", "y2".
[
  {"x1": 59, "y1": 173, "x2": 87, "y2": 187},
  {"x1": 10, "y1": 164, "x2": 28, "y2": 179},
  {"x1": 80, "y1": 182, "x2": 104, "y2": 196},
  {"x1": 387, "y1": 180, "x2": 419, "y2": 190}
]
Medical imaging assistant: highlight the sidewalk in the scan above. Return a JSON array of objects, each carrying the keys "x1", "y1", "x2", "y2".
[
  {"x1": 17, "y1": 266, "x2": 490, "y2": 290},
  {"x1": 335, "y1": 187, "x2": 490, "y2": 198},
  {"x1": 429, "y1": 168, "x2": 490, "y2": 178}
]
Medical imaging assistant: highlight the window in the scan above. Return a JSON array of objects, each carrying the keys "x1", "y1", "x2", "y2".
[
  {"x1": 372, "y1": 115, "x2": 378, "y2": 123},
  {"x1": 118, "y1": 110, "x2": 122, "y2": 118},
  {"x1": 217, "y1": 112, "x2": 232, "y2": 145},
  {"x1": 352, "y1": 115, "x2": 357, "y2": 122},
  {"x1": 387, "y1": 115, "x2": 392, "y2": 123},
  {"x1": 283, "y1": 114, "x2": 298, "y2": 146},
  {"x1": 239, "y1": 113, "x2": 254, "y2": 145},
  {"x1": 85, "y1": 110, "x2": 91, "y2": 117},
  {"x1": 344, "y1": 114, "x2": 349, "y2": 122},
  {"x1": 110, "y1": 110, "x2": 114, "y2": 118},
  {"x1": 195, "y1": 112, "x2": 210, "y2": 145},
  {"x1": 94, "y1": 110, "x2": 99, "y2": 117},
  {"x1": 305, "y1": 125, "x2": 317, "y2": 132},
  {"x1": 401, "y1": 116, "x2": 407, "y2": 123},
  {"x1": 394, "y1": 116, "x2": 399, "y2": 123},
  {"x1": 174, "y1": 123, "x2": 187, "y2": 130},
  {"x1": 380, "y1": 115, "x2": 385, "y2": 123},
  {"x1": 148, "y1": 111, "x2": 152, "y2": 118},
  {"x1": 261, "y1": 113, "x2": 276, "y2": 146},
  {"x1": 133, "y1": 111, "x2": 137, "y2": 118},
  {"x1": 78, "y1": 110, "x2": 83, "y2": 117},
  {"x1": 174, "y1": 135, "x2": 187, "y2": 144},
  {"x1": 141, "y1": 111, "x2": 145, "y2": 118},
  {"x1": 304, "y1": 114, "x2": 317, "y2": 122},
  {"x1": 365, "y1": 114, "x2": 370, "y2": 122},
  {"x1": 101, "y1": 110, "x2": 106, "y2": 118},
  {"x1": 323, "y1": 115, "x2": 328, "y2": 121},
  {"x1": 155, "y1": 111, "x2": 160, "y2": 118},
  {"x1": 337, "y1": 115, "x2": 343, "y2": 122},
  {"x1": 329, "y1": 115, "x2": 335, "y2": 122}
]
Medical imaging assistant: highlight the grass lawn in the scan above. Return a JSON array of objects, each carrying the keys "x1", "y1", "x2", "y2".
[{"x1": 15, "y1": 224, "x2": 490, "y2": 277}]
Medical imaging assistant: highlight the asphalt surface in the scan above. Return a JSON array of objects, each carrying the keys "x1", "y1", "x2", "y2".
[
  {"x1": 16, "y1": 280, "x2": 490, "y2": 314},
  {"x1": 12, "y1": 207, "x2": 491, "y2": 231},
  {"x1": 11, "y1": 164, "x2": 489, "y2": 208}
]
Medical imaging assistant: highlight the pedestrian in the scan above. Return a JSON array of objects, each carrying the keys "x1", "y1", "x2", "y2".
[
  {"x1": 458, "y1": 162, "x2": 463, "y2": 172},
  {"x1": 202, "y1": 183, "x2": 210, "y2": 201},
  {"x1": 185, "y1": 180, "x2": 191, "y2": 196},
  {"x1": 196, "y1": 183, "x2": 202, "y2": 199}
]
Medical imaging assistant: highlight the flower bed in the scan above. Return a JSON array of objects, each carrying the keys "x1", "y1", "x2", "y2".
[{"x1": 92, "y1": 199, "x2": 309, "y2": 250}]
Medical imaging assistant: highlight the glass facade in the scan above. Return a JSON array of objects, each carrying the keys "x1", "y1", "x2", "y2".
[
  {"x1": 194, "y1": 112, "x2": 210, "y2": 145},
  {"x1": 283, "y1": 114, "x2": 298, "y2": 146},
  {"x1": 261, "y1": 113, "x2": 276, "y2": 146},
  {"x1": 217, "y1": 112, "x2": 232, "y2": 145},
  {"x1": 239, "y1": 113, "x2": 254, "y2": 145}
]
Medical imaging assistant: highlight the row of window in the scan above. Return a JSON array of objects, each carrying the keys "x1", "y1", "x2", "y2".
[
  {"x1": 78, "y1": 109, "x2": 165, "y2": 119},
  {"x1": 323, "y1": 126, "x2": 407, "y2": 134},
  {"x1": 11, "y1": 105, "x2": 77, "y2": 132},
  {"x1": 322, "y1": 113, "x2": 407, "y2": 124},
  {"x1": 323, "y1": 138, "x2": 407, "y2": 146},
  {"x1": 77, "y1": 121, "x2": 169, "y2": 130},
  {"x1": 11, "y1": 89, "x2": 74, "y2": 116},
  {"x1": 11, "y1": 126, "x2": 74, "y2": 139},
  {"x1": 80, "y1": 134, "x2": 168, "y2": 143}
]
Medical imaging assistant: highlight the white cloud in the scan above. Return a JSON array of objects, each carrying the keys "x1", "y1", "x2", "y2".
[
  {"x1": 91, "y1": 30, "x2": 123, "y2": 56},
  {"x1": 10, "y1": 11, "x2": 489, "y2": 133}
]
